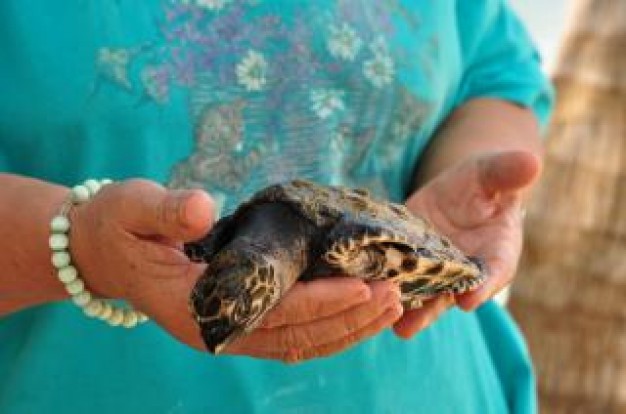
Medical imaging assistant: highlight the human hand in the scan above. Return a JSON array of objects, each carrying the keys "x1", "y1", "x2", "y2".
[
  {"x1": 69, "y1": 179, "x2": 215, "y2": 348},
  {"x1": 225, "y1": 278, "x2": 403, "y2": 363},
  {"x1": 393, "y1": 150, "x2": 541, "y2": 338}
]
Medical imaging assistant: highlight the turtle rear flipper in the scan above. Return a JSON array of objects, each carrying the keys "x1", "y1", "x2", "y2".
[{"x1": 316, "y1": 216, "x2": 484, "y2": 306}]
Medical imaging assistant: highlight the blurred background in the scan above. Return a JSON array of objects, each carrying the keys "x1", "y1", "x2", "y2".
[
  {"x1": 510, "y1": 0, "x2": 570, "y2": 70},
  {"x1": 505, "y1": 0, "x2": 625, "y2": 413}
]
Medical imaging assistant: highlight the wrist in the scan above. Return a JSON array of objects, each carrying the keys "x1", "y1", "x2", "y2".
[
  {"x1": 413, "y1": 99, "x2": 543, "y2": 189},
  {"x1": 0, "y1": 174, "x2": 71, "y2": 315}
]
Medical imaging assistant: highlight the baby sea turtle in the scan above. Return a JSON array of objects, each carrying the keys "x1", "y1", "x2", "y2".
[{"x1": 185, "y1": 180, "x2": 486, "y2": 354}]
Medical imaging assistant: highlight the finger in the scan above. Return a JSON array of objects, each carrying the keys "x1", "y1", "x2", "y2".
[
  {"x1": 284, "y1": 304, "x2": 404, "y2": 363},
  {"x1": 478, "y1": 150, "x2": 541, "y2": 197},
  {"x1": 228, "y1": 281, "x2": 402, "y2": 355},
  {"x1": 392, "y1": 294, "x2": 455, "y2": 339},
  {"x1": 110, "y1": 179, "x2": 215, "y2": 241},
  {"x1": 259, "y1": 277, "x2": 375, "y2": 328}
]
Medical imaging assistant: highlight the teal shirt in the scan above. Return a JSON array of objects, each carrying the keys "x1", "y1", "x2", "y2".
[{"x1": 0, "y1": 1, "x2": 552, "y2": 413}]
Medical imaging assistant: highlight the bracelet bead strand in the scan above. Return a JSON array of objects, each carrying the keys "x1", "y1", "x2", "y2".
[{"x1": 49, "y1": 179, "x2": 148, "y2": 329}]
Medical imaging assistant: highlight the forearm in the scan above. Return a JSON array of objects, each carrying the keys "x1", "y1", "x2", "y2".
[
  {"x1": 0, "y1": 174, "x2": 70, "y2": 316},
  {"x1": 414, "y1": 98, "x2": 543, "y2": 187}
]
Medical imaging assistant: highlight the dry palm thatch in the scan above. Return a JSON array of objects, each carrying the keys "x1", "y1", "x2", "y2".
[{"x1": 508, "y1": 0, "x2": 626, "y2": 413}]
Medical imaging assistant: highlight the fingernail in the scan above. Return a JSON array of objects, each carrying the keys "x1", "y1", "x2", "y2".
[{"x1": 180, "y1": 191, "x2": 215, "y2": 230}]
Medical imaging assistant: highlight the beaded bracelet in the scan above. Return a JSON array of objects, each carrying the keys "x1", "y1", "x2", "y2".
[{"x1": 50, "y1": 179, "x2": 148, "y2": 328}]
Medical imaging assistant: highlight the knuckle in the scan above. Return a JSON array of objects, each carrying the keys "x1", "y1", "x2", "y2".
[
  {"x1": 122, "y1": 178, "x2": 160, "y2": 192},
  {"x1": 299, "y1": 348, "x2": 320, "y2": 363},
  {"x1": 118, "y1": 179, "x2": 163, "y2": 205},
  {"x1": 281, "y1": 348, "x2": 305, "y2": 364},
  {"x1": 318, "y1": 336, "x2": 355, "y2": 359},
  {"x1": 340, "y1": 309, "x2": 367, "y2": 335},
  {"x1": 156, "y1": 195, "x2": 173, "y2": 225},
  {"x1": 341, "y1": 331, "x2": 361, "y2": 349},
  {"x1": 279, "y1": 326, "x2": 302, "y2": 351}
]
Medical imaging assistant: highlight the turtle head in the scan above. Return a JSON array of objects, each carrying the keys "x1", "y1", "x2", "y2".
[
  {"x1": 190, "y1": 252, "x2": 281, "y2": 354},
  {"x1": 188, "y1": 201, "x2": 316, "y2": 354}
]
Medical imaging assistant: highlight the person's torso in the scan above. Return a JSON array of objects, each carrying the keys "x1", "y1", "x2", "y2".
[
  {"x1": 0, "y1": 0, "x2": 466, "y2": 212},
  {"x1": 0, "y1": 1, "x2": 532, "y2": 413}
]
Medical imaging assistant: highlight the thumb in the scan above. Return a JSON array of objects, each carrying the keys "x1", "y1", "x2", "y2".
[
  {"x1": 153, "y1": 189, "x2": 216, "y2": 241},
  {"x1": 477, "y1": 150, "x2": 542, "y2": 197},
  {"x1": 114, "y1": 180, "x2": 215, "y2": 241}
]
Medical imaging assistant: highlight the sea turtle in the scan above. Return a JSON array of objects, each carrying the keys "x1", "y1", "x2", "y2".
[{"x1": 185, "y1": 179, "x2": 486, "y2": 354}]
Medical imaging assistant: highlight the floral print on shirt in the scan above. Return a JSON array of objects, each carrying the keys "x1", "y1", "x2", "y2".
[{"x1": 96, "y1": 0, "x2": 437, "y2": 214}]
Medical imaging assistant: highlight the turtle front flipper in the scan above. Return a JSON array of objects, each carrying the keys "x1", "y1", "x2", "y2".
[
  {"x1": 315, "y1": 216, "x2": 486, "y2": 310},
  {"x1": 188, "y1": 203, "x2": 318, "y2": 354}
]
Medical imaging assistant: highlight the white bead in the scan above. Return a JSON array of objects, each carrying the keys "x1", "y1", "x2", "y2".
[
  {"x1": 49, "y1": 234, "x2": 69, "y2": 250},
  {"x1": 98, "y1": 302, "x2": 113, "y2": 320},
  {"x1": 71, "y1": 185, "x2": 90, "y2": 203},
  {"x1": 57, "y1": 266, "x2": 78, "y2": 283},
  {"x1": 84, "y1": 300, "x2": 103, "y2": 317},
  {"x1": 100, "y1": 179, "x2": 113, "y2": 186},
  {"x1": 72, "y1": 291, "x2": 92, "y2": 307},
  {"x1": 50, "y1": 215, "x2": 70, "y2": 233},
  {"x1": 121, "y1": 311, "x2": 139, "y2": 328},
  {"x1": 137, "y1": 313, "x2": 149, "y2": 323},
  {"x1": 107, "y1": 308, "x2": 124, "y2": 326},
  {"x1": 52, "y1": 251, "x2": 71, "y2": 268},
  {"x1": 65, "y1": 279, "x2": 85, "y2": 295},
  {"x1": 84, "y1": 179, "x2": 101, "y2": 196}
]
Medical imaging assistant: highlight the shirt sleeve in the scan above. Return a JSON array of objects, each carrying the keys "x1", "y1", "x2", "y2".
[{"x1": 454, "y1": 0, "x2": 555, "y2": 129}]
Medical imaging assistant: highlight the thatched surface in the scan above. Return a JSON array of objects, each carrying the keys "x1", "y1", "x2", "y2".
[{"x1": 509, "y1": 0, "x2": 626, "y2": 412}]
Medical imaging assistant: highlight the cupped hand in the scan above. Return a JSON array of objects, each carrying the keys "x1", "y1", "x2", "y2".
[
  {"x1": 225, "y1": 278, "x2": 403, "y2": 363},
  {"x1": 393, "y1": 150, "x2": 541, "y2": 339},
  {"x1": 69, "y1": 179, "x2": 403, "y2": 361}
]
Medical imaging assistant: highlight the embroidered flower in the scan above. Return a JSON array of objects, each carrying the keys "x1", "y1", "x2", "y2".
[
  {"x1": 236, "y1": 50, "x2": 268, "y2": 91},
  {"x1": 363, "y1": 53, "x2": 395, "y2": 88},
  {"x1": 97, "y1": 47, "x2": 132, "y2": 89},
  {"x1": 310, "y1": 88, "x2": 346, "y2": 119},
  {"x1": 392, "y1": 121, "x2": 411, "y2": 140},
  {"x1": 327, "y1": 23, "x2": 362, "y2": 61},
  {"x1": 369, "y1": 36, "x2": 390, "y2": 56},
  {"x1": 195, "y1": 0, "x2": 233, "y2": 11},
  {"x1": 141, "y1": 66, "x2": 170, "y2": 103}
]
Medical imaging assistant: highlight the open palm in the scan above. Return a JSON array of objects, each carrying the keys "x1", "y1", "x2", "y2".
[{"x1": 393, "y1": 151, "x2": 541, "y2": 338}]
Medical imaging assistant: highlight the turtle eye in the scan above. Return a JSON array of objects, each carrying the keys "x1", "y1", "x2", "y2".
[
  {"x1": 386, "y1": 269, "x2": 399, "y2": 278},
  {"x1": 415, "y1": 247, "x2": 435, "y2": 259},
  {"x1": 401, "y1": 257, "x2": 417, "y2": 272}
]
